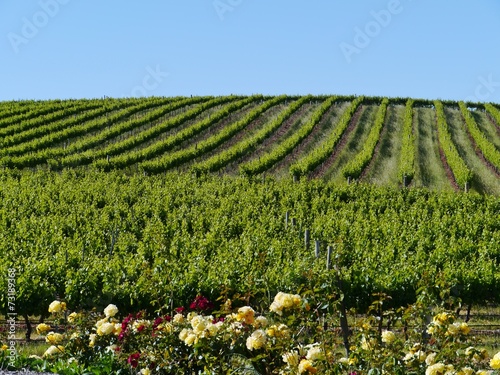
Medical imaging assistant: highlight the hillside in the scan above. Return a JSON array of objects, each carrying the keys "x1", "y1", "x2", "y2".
[{"x1": 1, "y1": 95, "x2": 499, "y2": 194}]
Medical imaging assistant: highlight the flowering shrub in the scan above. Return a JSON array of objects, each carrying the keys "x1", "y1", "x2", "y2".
[{"x1": 26, "y1": 294, "x2": 500, "y2": 375}]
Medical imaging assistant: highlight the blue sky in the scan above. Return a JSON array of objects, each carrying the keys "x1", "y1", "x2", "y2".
[{"x1": 2, "y1": 1, "x2": 500, "y2": 102}]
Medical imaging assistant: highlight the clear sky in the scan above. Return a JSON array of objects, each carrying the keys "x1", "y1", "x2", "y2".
[{"x1": 2, "y1": 1, "x2": 500, "y2": 103}]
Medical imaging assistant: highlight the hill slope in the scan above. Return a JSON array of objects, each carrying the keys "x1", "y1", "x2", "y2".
[{"x1": 1, "y1": 95, "x2": 499, "y2": 194}]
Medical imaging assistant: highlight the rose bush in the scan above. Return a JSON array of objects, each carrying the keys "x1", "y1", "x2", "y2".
[{"x1": 17, "y1": 295, "x2": 500, "y2": 374}]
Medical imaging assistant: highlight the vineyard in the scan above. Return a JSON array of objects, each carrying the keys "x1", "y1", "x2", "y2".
[
  {"x1": 1, "y1": 96, "x2": 500, "y2": 372},
  {"x1": 0, "y1": 95, "x2": 499, "y2": 193}
]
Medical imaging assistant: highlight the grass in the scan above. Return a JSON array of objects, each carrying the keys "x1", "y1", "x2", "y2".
[
  {"x1": 472, "y1": 110, "x2": 500, "y2": 151},
  {"x1": 413, "y1": 107, "x2": 454, "y2": 192},
  {"x1": 270, "y1": 101, "x2": 352, "y2": 179},
  {"x1": 362, "y1": 104, "x2": 405, "y2": 187},
  {"x1": 321, "y1": 104, "x2": 378, "y2": 182},
  {"x1": 444, "y1": 107, "x2": 500, "y2": 195}
]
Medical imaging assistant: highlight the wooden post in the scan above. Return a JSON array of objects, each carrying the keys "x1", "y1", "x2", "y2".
[
  {"x1": 464, "y1": 182, "x2": 469, "y2": 193},
  {"x1": 403, "y1": 175, "x2": 407, "y2": 187},
  {"x1": 285, "y1": 212, "x2": 289, "y2": 229},
  {"x1": 315, "y1": 240, "x2": 320, "y2": 258},
  {"x1": 304, "y1": 230, "x2": 310, "y2": 251},
  {"x1": 291, "y1": 218, "x2": 297, "y2": 227},
  {"x1": 334, "y1": 262, "x2": 350, "y2": 357},
  {"x1": 347, "y1": 176, "x2": 351, "y2": 185},
  {"x1": 326, "y1": 246, "x2": 332, "y2": 270}
]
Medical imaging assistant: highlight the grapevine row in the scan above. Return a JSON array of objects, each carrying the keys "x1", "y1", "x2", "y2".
[
  {"x1": 55, "y1": 96, "x2": 213, "y2": 168},
  {"x1": 398, "y1": 99, "x2": 415, "y2": 184},
  {"x1": 190, "y1": 96, "x2": 309, "y2": 175},
  {"x1": 239, "y1": 96, "x2": 336, "y2": 176},
  {"x1": 458, "y1": 101, "x2": 500, "y2": 171},
  {"x1": 95, "y1": 96, "x2": 260, "y2": 170},
  {"x1": 0, "y1": 101, "x2": 103, "y2": 141},
  {"x1": 289, "y1": 96, "x2": 364, "y2": 178},
  {"x1": 342, "y1": 98, "x2": 389, "y2": 179},
  {"x1": 141, "y1": 96, "x2": 288, "y2": 174},
  {"x1": 0, "y1": 99, "x2": 78, "y2": 130},
  {"x1": 0, "y1": 99, "x2": 135, "y2": 153},
  {"x1": 0, "y1": 97, "x2": 183, "y2": 168},
  {"x1": 484, "y1": 103, "x2": 500, "y2": 131},
  {"x1": 434, "y1": 100, "x2": 473, "y2": 189},
  {"x1": 0, "y1": 101, "x2": 48, "y2": 123},
  {"x1": 1, "y1": 170, "x2": 499, "y2": 318}
]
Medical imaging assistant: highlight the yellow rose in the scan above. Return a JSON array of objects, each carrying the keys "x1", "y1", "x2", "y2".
[
  {"x1": 43, "y1": 345, "x2": 64, "y2": 357},
  {"x1": 246, "y1": 329, "x2": 267, "y2": 351},
  {"x1": 97, "y1": 322, "x2": 115, "y2": 336},
  {"x1": 381, "y1": 330, "x2": 396, "y2": 344},
  {"x1": 433, "y1": 312, "x2": 453, "y2": 326},
  {"x1": 269, "y1": 301, "x2": 283, "y2": 315},
  {"x1": 46, "y1": 332, "x2": 64, "y2": 344},
  {"x1": 277, "y1": 292, "x2": 294, "y2": 308},
  {"x1": 67, "y1": 312, "x2": 80, "y2": 323},
  {"x1": 114, "y1": 323, "x2": 122, "y2": 336},
  {"x1": 179, "y1": 328, "x2": 188, "y2": 340},
  {"x1": 425, "y1": 353, "x2": 437, "y2": 366},
  {"x1": 48, "y1": 300, "x2": 65, "y2": 313},
  {"x1": 104, "y1": 304, "x2": 118, "y2": 318},
  {"x1": 173, "y1": 313, "x2": 185, "y2": 323},
  {"x1": 36, "y1": 323, "x2": 51, "y2": 335},
  {"x1": 298, "y1": 359, "x2": 317, "y2": 374},
  {"x1": 89, "y1": 333, "x2": 96, "y2": 347},
  {"x1": 191, "y1": 315, "x2": 209, "y2": 334},
  {"x1": 306, "y1": 344, "x2": 323, "y2": 361},
  {"x1": 184, "y1": 333, "x2": 197, "y2": 346},
  {"x1": 1, "y1": 344, "x2": 8, "y2": 351},
  {"x1": 266, "y1": 324, "x2": 289, "y2": 338},
  {"x1": 459, "y1": 322, "x2": 470, "y2": 335},
  {"x1": 95, "y1": 317, "x2": 108, "y2": 328},
  {"x1": 490, "y1": 351, "x2": 500, "y2": 369},
  {"x1": 426, "y1": 362, "x2": 445, "y2": 375},
  {"x1": 444, "y1": 364, "x2": 455, "y2": 375},
  {"x1": 237, "y1": 306, "x2": 255, "y2": 325},
  {"x1": 457, "y1": 367, "x2": 474, "y2": 375}
]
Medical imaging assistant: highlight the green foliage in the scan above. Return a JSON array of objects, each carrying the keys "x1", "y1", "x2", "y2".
[
  {"x1": 398, "y1": 99, "x2": 415, "y2": 183},
  {"x1": 289, "y1": 96, "x2": 364, "y2": 177},
  {"x1": 239, "y1": 96, "x2": 337, "y2": 176},
  {"x1": 141, "y1": 95, "x2": 288, "y2": 174},
  {"x1": 459, "y1": 101, "x2": 500, "y2": 171},
  {"x1": 191, "y1": 95, "x2": 309, "y2": 175},
  {"x1": 434, "y1": 100, "x2": 473, "y2": 189},
  {"x1": 342, "y1": 98, "x2": 389, "y2": 179},
  {"x1": 1, "y1": 170, "x2": 500, "y2": 317},
  {"x1": 99, "y1": 95, "x2": 260, "y2": 171}
]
